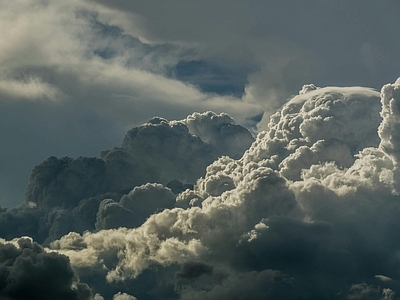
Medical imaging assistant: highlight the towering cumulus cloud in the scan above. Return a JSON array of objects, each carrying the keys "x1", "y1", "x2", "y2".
[
  {"x1": 0, "y1": 112, "x2": 253, "y2": 244},
  {"x1": 5, "y1": 80, "x2": 400, "y2": 299},
  {"x1": 379, "y1": 78, "x2": 400, "y2": 193}
]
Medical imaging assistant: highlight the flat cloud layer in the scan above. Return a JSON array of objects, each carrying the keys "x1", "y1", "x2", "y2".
[{"x1": 0, "y1": 80, "x2": 393, "y2": 299}]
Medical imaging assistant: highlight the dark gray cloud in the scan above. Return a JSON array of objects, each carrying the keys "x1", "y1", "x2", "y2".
[
  {"x1": 25, "y1": 156, "x2": 108, "y2": 209},
  {"x1": 0, "y1": 237, "x2": 95, "y2": 300},
  {"x1": 101, "y1": 112, "x2": 254, "y2": 191},
  {"x1": 94, "y1": 183, "x2": 177, "y2": 231},
  {"x1": 0, "y1": 112, "x2": 253, "y2": 247},
  {"x1": 177, "y1": 269, "x2": 301, "y2": 300},
  {"x1": 176, "y1": 261, "x2": 213, "y2": 281},
  {"x1": 0, "y1": 206, "x2": 42, "y2": 242}
]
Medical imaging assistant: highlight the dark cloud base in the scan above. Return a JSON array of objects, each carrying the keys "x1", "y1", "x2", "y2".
[{"x1": 0, "y1": 238, "x2": 93, "y2": 300}]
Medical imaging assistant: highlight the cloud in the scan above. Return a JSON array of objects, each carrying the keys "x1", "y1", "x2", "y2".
[
  {"x1": 0, "y1": 78, "x2": 61, "y2": 101},
  {"x1": 251, "y1": 85, "x2": 381, "y2": 169},
  {"x1": 0, "y1": 206, "x2": 42, "y2": 242},
  {"x1": 0, "y1": 0, "x2": 264, "y2": 208},
  {"x1": 0, "y1": 237, "x2": 95, "y2": 300},
  {"x1": 24, "y1": 112, "x2": 253, "y2": 210},
  {"x1": 113, "y1": 293, "x2": 137, "y2": 300},
  {"x1": 0, "y1": 0, "x2": 262, "y2": 122},
  {"x1": 378, "y1": 78, "x2": 400, "y2": 193},
  {"x1": 346, "y1": 283, "x2": 395, "y2": 300},
  {"x1": 25, "y1": 156, "x2": 108, "y2": 209},
  {"x1": 176, "y1": 261, "x2": 214, "y2": 280},
  {"x1": 49, "y1": 156, "x2": 301, "y2": 284},
  {"x1": 0, "y1": 111, "x2": 253, "y2": 249},
  {"x1": 2, "y1": 0, "x2": 400, "y2": 297},
  {"x1": 95, "y1": 183, "x2": 176, "y2": 230},
  {"x1": 183, "y1": 111, "x2": 255, "y2": 159},
  {"x1": 35, "y1": 79, "x2": 400, "y2": 298},
  {"x1": 101, "y1": 112, "x2": 254, "y2": 191}
]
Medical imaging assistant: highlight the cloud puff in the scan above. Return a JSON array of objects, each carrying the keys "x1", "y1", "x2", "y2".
[
  {"x1": 102, "y1": 111, "x2": 254, "y2": 191},
  {"x1": 112, "y1": 292, "x2": 137, "y2": 300},
  {"x1": 25, "y1": 156, "x2": 107, "y2": 209},
  {"x1": 0, "y1": 237, "x2": 95, "y2": 300},
  {"x1": 95, "y1": 183, "x2": 176, "y2": 230},
  {"x1": 0, "y1": 205, "x2": 42, "y2": 242},
  {"x1": 183, "y1": 111, "x2": 255, "y2": 159},
  {"x1": 378, "y1": 78, "x2": 400, "y2": 193}
]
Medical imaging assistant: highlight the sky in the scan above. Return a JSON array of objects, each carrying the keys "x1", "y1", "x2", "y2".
[{"x1": 1, "y1": 0, "x2": 400, "y2": 299}]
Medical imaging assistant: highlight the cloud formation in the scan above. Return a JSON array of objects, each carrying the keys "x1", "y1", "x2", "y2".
[
  {"x1": 1, "y1": 0, "x2": 399, "y2": 209},
  {"x1": 0, "y1": 237, "x2": 94, "y2": 300},
  {"x1": 11, "y1": 79, "x2": 389, "y2": 299},
  {"x1": 1, "y1": 0, "x2": 400, "y2": 298},
  {"x1": 0, "y1": 111, "x2": 253, "y2": 247},
  {"x1": 0, "y1": 80, "x2": 399, "y2": 298}
]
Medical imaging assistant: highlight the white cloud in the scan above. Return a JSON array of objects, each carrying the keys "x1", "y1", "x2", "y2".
[
  {"x1": 0, "y1": 78, "x2": 61, "y2": 101},
  {"x1": 113, "y1": 292, "x2": 137, "y2": 300}
]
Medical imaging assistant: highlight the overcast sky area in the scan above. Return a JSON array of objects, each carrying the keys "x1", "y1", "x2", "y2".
[{"x1": 1, "y1": 1, "x2": 400, "y2": 299}]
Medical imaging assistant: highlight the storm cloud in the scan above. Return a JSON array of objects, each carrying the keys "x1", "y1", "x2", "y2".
[
  {"x1": 1, "y1": 0, "x2": 400, "y2": 299},
  {"x1": 0, "y1": 79, "x2": 383, "y2": 299},
  {"x1": 2, "y1": 80, "x2": 400, "y2": 298},
  {"x1": 0, "y1": 237, "x2": 94, "y2": 300}
]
